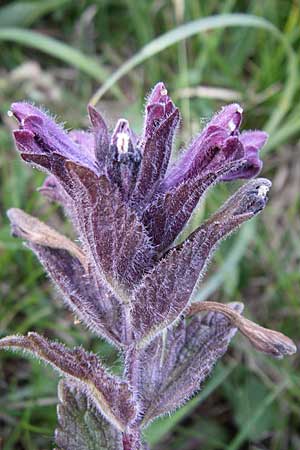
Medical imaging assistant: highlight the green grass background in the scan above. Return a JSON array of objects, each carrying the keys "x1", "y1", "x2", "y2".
[{"x1": 0, "y1": 0, "x2": 300, "y2": 449}]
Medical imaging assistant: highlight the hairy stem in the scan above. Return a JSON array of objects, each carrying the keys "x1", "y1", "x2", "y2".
[
  {"x1": 125, "y1": 346, "x2": 140, "y2": 393},
  {"x1": 122, "y1": 305, "x2": 133, "y2": 345},
  {"x1": 122, "y1": 429, "x2": 142, "y2": 450},
  {"x1": 123, "y1": 345, "x2": 143, "y2": 449}
]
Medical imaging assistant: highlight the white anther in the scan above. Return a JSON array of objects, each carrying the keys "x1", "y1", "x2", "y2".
[
  {"x1": 7, "y1": 110, "x2": 13, "y2": 117},
  {"x1": 237, "y1": 106, "x2": 243, "y2": 114},
  {"x1": 228, "y1": 119, "x2": 237, "y2": 132},
  {"x1": 160, "y1": 87, "x2": 168, "y2": 96},
  {"x1": 116, "y1": 132, "x2": 130, "y2": 153},
  {"x1": 257, "y1": 185, "x2": 269, "y2": 198}
]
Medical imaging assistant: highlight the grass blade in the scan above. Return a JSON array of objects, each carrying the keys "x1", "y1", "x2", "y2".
[
  {"x1": 226, "y1": 379, "x2": 289, "y2": 450},
  {"x1": 265, "y1": 106, "x2": 300, "y2": 152},
  {"x1": 0, "y1": 0, "x2": 72, "y2": 27},
  {"x1": 90, "y1": 13, "x2": 297, "y2": 135},
  {"x1": 0, "y1": 28, "x2": 123, "y2": 99}
]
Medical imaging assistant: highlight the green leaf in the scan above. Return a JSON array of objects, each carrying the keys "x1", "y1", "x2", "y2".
[
  {"x1": 55, "y1": 380, "x2": 123, "y2": 450},
  {"x1": 0, "y1": 28, "x2": 123, "y2": 99},
  {"x1": 265, "y1": 105, "x2": 300, "y2": 152},
  {"x1": 226, "y1": 379, "x2": 289, "y2": 450},
  {"x1": 0, "y1": 0, "x2": 72, "y2": 27},
  {"x1": 230, "y1": 375, "x2": 278, "y2": 440}
]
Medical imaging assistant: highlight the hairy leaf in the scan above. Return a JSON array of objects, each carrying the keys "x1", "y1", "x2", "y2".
[
  {"x1": 55, "y1": 380, "x2": 122, "y2": 450},
  {"x1": 66, "y1": 163, "x2": 155, "y2": 287},
  {"x1": 187, "y1": 301, "x2": 297, "y2": 358},
  {"x1": 143, "y1": 159, "x2": 248, "y2": 252},
  {"x1": 7, "y1": 208, "x2": 123, "y2": 346},
  {"x1": 0, "y1": 333, "x2": 136, "y2": 431},
  {"x1": 142, "y1": 303, "x2": 242, "y2": 423},
  {"x1": 139, "y1": 321, "x2": 186, "y2": 412},
  {"x1": 28, "y1": 243, "x2": 123, "y2": 347},
  {"x1": 132, "y1": 179, "x2": 271, "y2": 344},
  {"x1": 7, "y1": 207, "x2": 86, "y2": 266},
  {"x1": 131, "y1": 109, "x2": 180, "y2": 210}
]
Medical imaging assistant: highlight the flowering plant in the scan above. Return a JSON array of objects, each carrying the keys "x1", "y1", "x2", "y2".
[{"x1": 1, "y1": 83, "x2": 296, "y2": 450}]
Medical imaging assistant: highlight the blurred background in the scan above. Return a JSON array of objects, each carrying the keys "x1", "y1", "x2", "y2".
[{"x1": 0, "y1": 1, "x2": 300, "y2": 449}]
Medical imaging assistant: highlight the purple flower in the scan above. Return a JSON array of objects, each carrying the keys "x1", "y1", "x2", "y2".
[
  {"x1": 1, "y1": 83, "x2": 295, "y2": 450},
  {"x1": 162, "y1": 102, "x2": 267, "y2": 190}
]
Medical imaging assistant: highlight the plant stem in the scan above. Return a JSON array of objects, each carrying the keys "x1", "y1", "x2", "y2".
[
  {"x1": 123, "y1": 345, "x2": 143, "y2": 449},
  {"x1": 122, "y1": 429, "x2": 142, "y2": 450},
  {"x1": 125, "y1": 345, "x2": 140, "y2": 393}
]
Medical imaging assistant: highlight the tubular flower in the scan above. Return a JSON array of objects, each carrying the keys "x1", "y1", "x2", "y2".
[{"x1": 1, "y1": 82, "x2": 296, "y2": 450}]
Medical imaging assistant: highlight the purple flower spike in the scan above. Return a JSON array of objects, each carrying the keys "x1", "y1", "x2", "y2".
[{"x1": 2, "y1": 83, "x2": 295, "y2": 450}]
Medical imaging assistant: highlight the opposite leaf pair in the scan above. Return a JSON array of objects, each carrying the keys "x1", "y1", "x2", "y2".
[{"x1": 1, "y1": 82, "x2": 296, "y2": 450}]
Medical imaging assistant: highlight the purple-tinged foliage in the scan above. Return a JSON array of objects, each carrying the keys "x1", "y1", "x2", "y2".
[
  {"x1": 27, "y1": 243, "x2": 123, "y2": 346},
  {"x1": 64, "y1": 162, "x2": 155, "y2": 288},
  {"x1": 0, "y1": 333, "x2": 136, "y2": 431},
  {"x1": 56, "y1": 380, "x2": 123, "y2": 450},
  {"x1": 140, "y1": 303, "x2": 243, "y2": 424},
  {"x1": 131, "y1": 178, "x2": 271, "y2": 343},
  {"x1": 131, "y1": 107, "x2": 180, "y2": 209},
  {"x1": 38, "y1": 174, "x2": 69, "y2": 205},
  {"x1": 142, "y1": 158, "x2": 251, "y2": 253},
  {"x1": 1, "y1": 83, "x2": 296, "y2": 450}
]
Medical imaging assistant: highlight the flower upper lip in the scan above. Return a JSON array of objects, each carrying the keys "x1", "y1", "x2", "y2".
[
  {"x1": 162, "y1": 102, "x2": 268, "y2": 190},
  {"x1": 11, "y1": 101, "x2": 99, "y2": 173}
]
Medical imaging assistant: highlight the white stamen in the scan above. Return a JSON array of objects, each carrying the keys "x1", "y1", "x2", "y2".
[
  {"x1": 237, "y1": 106, "x2": 243, "y2": 114},
  {"x1": 257, "y1": 185, "x2": 269, "y2": 198},
  {"x1": 160, "y1": 87, "x2": 168, "y2": 96},
  {"x1": 228, "y1": 119, "x2": 236, "y2": 132},
  {"x1": 7, "y1": 110, "x2": 13, "y2": 117},
  {"x1": 116, "y1": 132, "x2": 130, "y2": 153}
]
